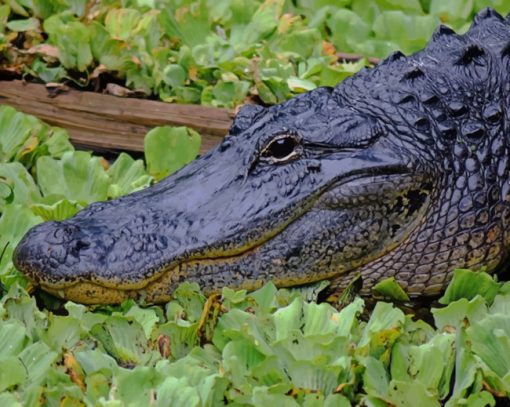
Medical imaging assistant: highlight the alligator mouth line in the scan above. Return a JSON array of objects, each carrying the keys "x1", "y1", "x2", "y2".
[
  {"x1": 38, "y1": 233, "x2": 288, "y2": 304},
  {"x1": 40, "y1": 233, "x2": 350, "y2": 304}
]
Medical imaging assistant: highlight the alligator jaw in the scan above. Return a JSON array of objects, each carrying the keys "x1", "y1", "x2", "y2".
[{"x1": 16, "y1": 168, "x2": 431, "y2": 305}]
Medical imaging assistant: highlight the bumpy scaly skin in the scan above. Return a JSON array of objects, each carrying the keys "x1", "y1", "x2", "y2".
[
  {"x1": 339, "y1": 9, "x2": 510, "y2": 296},
  {"x1": 13, "y1": 8, "x2": 510, "y2": 304}
]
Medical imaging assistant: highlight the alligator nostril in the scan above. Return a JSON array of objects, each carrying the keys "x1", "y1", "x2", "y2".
[
  {"x1": 64, "y1": 225, "x2": 80, "y2": 236},
  {"x1": 51, "y1": 228, "x2": 66, "y2": 244},
  {"x1": 48, "y1": 224, "x2": 81, "y2": 244},
  {"x1": 73, "y1": 240, "x2": 91, "y2": 251}
]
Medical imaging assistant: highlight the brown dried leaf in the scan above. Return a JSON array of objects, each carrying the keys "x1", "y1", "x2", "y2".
[
  {"x1": 46, "y1": 83, "x2": 70, "y2": 98},
  {"x1": 63, "y1": 352, "x2": 86, "y2": 391},
  {"x1": 158, "y1": 334, "x2": 171, "y2": 358},
  {"x1": 26, "y1": 44, "x2": 60, "y2": 59},
  {"x1": 322, "y1": 41, "x2": 337, "y2": 56},
  {"x1": 18, "y1": 135, "x2": 39, "y2": 157},
  {"x1": 104, "y1": 83, "x2": 134, "y2": 97},
  {"x1": 99, "y1": 157, "x2": 110, "y2": 171},
  {"x1": 188, "y1": 66, "x2": 198, "y2": 81},
  {"x1": 90, "y1": 64, "x2": 108, "y2": 79},
  {"x1": 278, "y1": 13, "x2": 299, "y2": 34}
]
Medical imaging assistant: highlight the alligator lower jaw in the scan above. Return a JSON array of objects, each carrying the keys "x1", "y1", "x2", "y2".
[
  {"x1": 32, "y1": 204, "x2": 317, "y2": 305},
  {"x1": 40, "y1": 263, "x2": 343, "y2": 305},
  {"x1": 39, "y1": 263, "x2": 270, "y2": 305},
  {"x1": 39, "y1": 247, "x2": 346, "y2": 304},
  {"x1": 41, "y1": 281, "x2": 135, "y2": 305},
  {"x1": 39, "y1": 244, "x2": 359, "y2": 304},
  {"x1": 37, "y1": 241, "x2": 278, "y2": 304}
]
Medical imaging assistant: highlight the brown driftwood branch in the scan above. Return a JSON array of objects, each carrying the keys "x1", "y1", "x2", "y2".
[{"x1": 0, "y1": 80, "x2": 233, "y2": 154}]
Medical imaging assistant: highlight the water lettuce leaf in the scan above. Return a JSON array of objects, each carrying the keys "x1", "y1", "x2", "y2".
[
  {"x1": 0, "y1": 204, "x2": 43, "y2": 289},
  {"x1": 0, "y1": 106, "x2": 47, "y2": 164},
  {"x1": 439, "y1": 269, "x2": 501, "y2": 305},
  {"x1": 30, "y1": 199, "x2": 83, "y2": 221},
  {"x1": 144, "y1": 126, "x2": 201, "y2": 181},
  {"x1": 4, "y1": 0, "x2": 510, "y2": 108},
  {"x1": 44, "y1": 16, "x2": 93, "y2": 71},
  {"x1": 36, "y1": 151, "x2": 110, "y2": 205},
  {"x1": 107, "y1": 152, "x2": 152, "y2": 199},
  {"x1": 1, "y1": 260, "x2": 510, "y2": 404},
  {"x1": 372, "y1": 276, "x2": 410, "y2": 302}
]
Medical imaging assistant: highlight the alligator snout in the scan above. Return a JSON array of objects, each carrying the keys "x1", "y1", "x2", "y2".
[{"x1": 14, "y1": 221, "x2": 106, "y2": 287}]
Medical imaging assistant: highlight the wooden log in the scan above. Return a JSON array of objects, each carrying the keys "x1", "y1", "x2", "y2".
[{"x1": 0, "y1": 80, "x2": 234, "y2": 154}]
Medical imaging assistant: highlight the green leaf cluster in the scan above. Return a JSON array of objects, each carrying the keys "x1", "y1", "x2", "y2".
[
  {"x1": 1, "y1": 269, "x2": 510, "y2": 405},
  {"x1": 0, "y1": 106, "x2": 200, "y2": 291},
  {"x1": 4, "y1": 0, "x2": 508, "y2": 107}
]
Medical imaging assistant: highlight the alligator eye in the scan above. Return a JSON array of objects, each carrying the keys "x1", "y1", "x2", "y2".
[{"x1": 261, "y1": 134, "x2": 301, "y2": 163}]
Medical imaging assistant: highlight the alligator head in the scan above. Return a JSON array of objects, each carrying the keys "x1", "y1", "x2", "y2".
[{"x1": 14, "y1": 8, "x2": 510, "y2": 304}]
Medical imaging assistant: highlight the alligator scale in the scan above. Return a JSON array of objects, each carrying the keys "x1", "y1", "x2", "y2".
[{"x1": 13, "y1": 9, "x2": 510, "y2": 304}]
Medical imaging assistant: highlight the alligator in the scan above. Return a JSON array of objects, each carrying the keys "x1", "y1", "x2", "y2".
[{"x1": 12, "y1": 8, "x2": 510, "y2": 304}]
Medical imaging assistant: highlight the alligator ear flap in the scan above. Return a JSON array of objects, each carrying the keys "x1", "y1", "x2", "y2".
[{"x1": 455, "y1": 44, "x2": 485, "y2": 65}]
